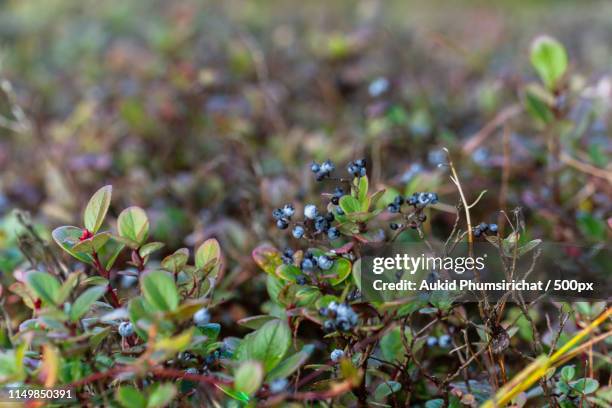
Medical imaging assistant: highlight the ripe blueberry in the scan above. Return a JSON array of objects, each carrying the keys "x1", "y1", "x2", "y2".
[
  {"x1": 193, "y1": 308, "x2": 211, "y2": 327},
  {"x1": 327, "y1": 227, "x2": 340, "y2": 240},
  {"x1": 304, "y1": 204, "x2": 318, "y2": 220},
  {"x1": 118, "y1": 321, "x2": 134, "y2": 337},
  {"x1": 281, "y1": 204, "x2": 295, "y2": 218},
  {"x1": 330, "y1": 349, "x2": 344, "y2": 362},
  {"x1": 292, "y1": 225, "x2": 305, "y2": 239},
  {"x1": 276, "y1": 219, "x2": 289, "y2": 229},
  {"x1": 489, "y1": 223, "x2": 498, "y2": 233},
  {"x1": 438, "y1": 334, "x2": 451, "y2": 348},
  {"x1": 318, "y1": 255, "x2": 333, "y2": 270}
]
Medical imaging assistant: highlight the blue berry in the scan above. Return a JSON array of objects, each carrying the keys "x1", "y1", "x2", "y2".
[
  {"x1": 310, "y1": 162, "x2": 321, "y2": 173},
  {"x1": 292, "y1": 225, "x2": 305, "y2": 239},
  {"x1": 335, "y1": 207, "x2": 344, "y2": 216},
  {"x1": 281, "y1": 204, "x2": 295, "y2": 218},
  {"x1": 118, "y1": 322, "x2": 133, "y2": 337},
  {"x1": 269, "y1": 378, "x2": 288, "y2": 394},
  {"x1": 330, "y1": 349, "x2": 344, "y2": 362},
  {"x1": 489, "y1": 223, "x2": 498, "y2": 233},
  {"x1": 276, "y1": 219, "x2": 289, "y2": 229},
  {"x1": 331, "y1": 187, "x2": 344, "y2": 205},
  {"x1": 304, "y1": 204, "x2": 318, "y2": 219},
  {"x1": 193, "y1": 308, "x2": 211, "y2": 327},
  {"x1": 428, "y1": 193, "x2": 439, "y2": 204},
  {"x1": 272, "y1": 208, "x2": 284, "y2": 220},
  {"x1": 426, "y1": 336, "x2": 438, "y2": 347},
  {"x1": 320, "y1": 160, "x2": 335, "y2": 174},
  {"x1": 473, "y1": 227, "x2": 482, "y2": 237},
  {"x1": 314, "y1": 215, "x2": 329, "y2": 232},
  {"x1": 438, "y1": 334, "x2": 451, "y2": 348},
  {"x1": 390, "y1": 223, "x2": 400, "y2": 230},
  {"x1": 479, "y1": 222, "x2": 488, "y2": 230},
  {"x1": 296, "y1": 275, "x2": 307, "y2": 285},
  {"x1": 347, "y1": 159, "x2": 367, "y2": 178},
  {"x1": 281, "y1": 248, "x2": 294, "y2": 265},
  {"x1": 387, "y1": 203, "x2": 400, "y2": 213},
  {"x1": 393, "y1": 195, "x2": 404, "y2": 206},
  {"x1": 318, "y1": 255, "x2": 333, "y2": 270},
  {"x1": 327, "y1": 227, "x2": 340, "y2": 240},
  {"x1": 323, "y1": 320, "x2": 336, "y2": 332},
  {"x1": 301, "y1": 258, "x2": 315, "y2": 271}
]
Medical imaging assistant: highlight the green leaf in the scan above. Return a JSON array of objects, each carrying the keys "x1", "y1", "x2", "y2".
[
  {"x1": 275, "y1": 264, "x2": 302, "y2": 282},
  {"x1": 195, "y1": 238, "x2": 222, "y2": 276},
  {"x1": 118, "y1": 206, "x2": 149, "y2": 247},
  {"x1": 328, "y1": 258, "x2": 352, "y2": 286},
  {"x1": 267, "y1": 344, "x2": 314, "y2": 381},
  {"x1": 339, "y1": 195, "x2": 361, "y2": 214},
  {"x1": 196, "y1": 323, "x2": 221, "y2": 340},
  {"x1": 237, "y1": 315, "x2": 278, "y2": 330},
  {"x1": 83, "y1": 185, "x2": 112, "y2": 233},
  {"x1": 52, "y1": 226, "x2": 93, "y2": 264},
  {"x1": 70, "y1": 286, "x2": 106, "y2": 321},
  {"x1": 425, "y1": 399, "x2": 444, "y2": 408},
  {"x1": 140, "y1": 270, "x2": 179, "y2": 312},
  {"x1": 215, "y1": 384, "x2": 250, "y2": 403},
  {"x1": 380, "y1": 327, "x2": 409, "y2": 363},
  {"x1": 524, "y1": 85, "x2": 554, "y2": 124},
  {"x1": 234, "y1": 361, "x2": 264, "y2": 396},
  {"x1": 161, "y1": 248, "x2": 189, "y2": 273},
  {"x1": 354, "y1": 176, "x2": 369, "y2": 208},
  {"x1": 139, "y1": 242, "x2": 165, "y2": 258},
  {"x1": 235, "y1": 320, "x2": 291, "y2": 372},
  {"x1": 25, "y1": 271, "x2": 61, "y2": 306},
  {"x1": 71, "y1": 232, "x2": 111, "y2": 254},
  {"x1": 374, "y1": 380, "x2": 401, "y2": 401},
  {"x1": 571, "y1": 378, "x2": 599, "y2": 395},
  {"x1": 577, "y1": 213, "x2": 606, "y2": 241},
  {"x1": 530, "y1": 35, "x2": 568, "y2": 89},
  {"x1": 146, "y1": 383, "x2": 177, "y2": 408},
  {"x1": 129, "y1": 297, "x2": 151, "y2": 340},
  {"x1": 56, "y1": 272, "x2": 81, "y2": 305},
  {"x1": 561, "y1": 365, "x2": 575, "y2": 382},
  {"x1": 116, "y1": 386, "x2": 146, "y2": 408},
  {"x1": 252, "y1": 245, "x2": 282, "y2": 275}
]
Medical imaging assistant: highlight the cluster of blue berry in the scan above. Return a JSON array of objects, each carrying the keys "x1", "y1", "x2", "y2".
[
  {"x1": 388, "y1": 192, "x2": 439, "y2": 213},
  {"x1": 310, "y1": 160, "x2": 336, "y2": 181},
  {"x1": 426, "y1": 334, "x2": 452, "y2": 348},
  {"x1": 387, "y1": 192, "x2": 439, "y2": 230},
  {"x1": 319, "y1": 301, "x2": 359, "y2": 332},
  {"x1": 272, "y1": 204, "x2": 295, "y2": 230},
  {"x1": 282, "y1": 249, "x2": 335, "y2": 285},
  {"x1": 473, "y1": 222, "x2": 498, "y2": 237},
  {"x1": 273, "y1": 203, "x2": 340, "y2": 241},
  {"x1": 346, "y1": 159, "x2": 367, "y2": 178}
]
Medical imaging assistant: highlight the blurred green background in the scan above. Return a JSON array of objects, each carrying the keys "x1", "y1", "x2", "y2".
[{"x1": 0, "y1": 0, "x2": 610, "y2": 277}]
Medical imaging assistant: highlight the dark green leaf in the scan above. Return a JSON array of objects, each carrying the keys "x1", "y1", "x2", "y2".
[
  {"x1": 116, "y1": 386, "x2": 146, "y2": 408},
  {"x1": 25, "y1": 271, "x2": 60, "y2": 306},
  {"x1": 70, "y1": 286, "x2": 107, "y2": 321}
]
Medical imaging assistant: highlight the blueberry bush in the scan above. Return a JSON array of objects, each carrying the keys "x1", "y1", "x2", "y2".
[{"x1": 0, "y1": 1, "x2": 611, "y2": 407}]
